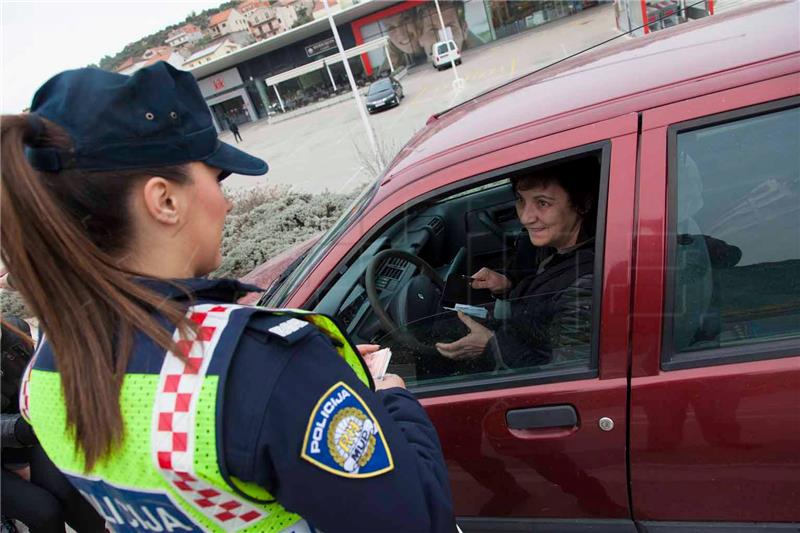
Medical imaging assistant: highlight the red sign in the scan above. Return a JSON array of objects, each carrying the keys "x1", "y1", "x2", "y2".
[{"x1": 212, "y1": 77, "x2": 225, "y2": 91}]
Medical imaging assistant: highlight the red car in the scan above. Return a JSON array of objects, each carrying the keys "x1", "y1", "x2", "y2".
[{"x1": 246, "y1": 3, "x2": 799, "y2": 531}]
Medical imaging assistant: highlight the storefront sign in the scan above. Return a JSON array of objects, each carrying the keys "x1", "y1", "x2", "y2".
[
  {"x1": 198, "y1": 68, "x2": 244, "y2": 97},
  {"x1": 305, "y1": 37, "x2": 336, "y2": 57}
]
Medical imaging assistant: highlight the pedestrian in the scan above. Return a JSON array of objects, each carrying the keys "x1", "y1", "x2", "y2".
[
  {"x1": 1, "y1": 62, "x2": 456, "y2": 532},
  {"x1": 228, "y1": 117, "x2": 242, "y2": 143}
]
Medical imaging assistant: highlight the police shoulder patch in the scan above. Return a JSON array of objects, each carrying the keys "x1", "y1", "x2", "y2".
[{"x1": 301, "y1": 381, "x2": 394, "y2": 478}]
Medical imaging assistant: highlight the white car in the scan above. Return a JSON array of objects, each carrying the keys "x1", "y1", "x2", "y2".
[{"x1": 431, "y1": 40, "x2": 461, "y2": 70}]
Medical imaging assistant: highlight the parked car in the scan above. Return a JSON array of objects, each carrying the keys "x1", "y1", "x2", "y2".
[
  {"x1": 365, "y1": 76, "x2": 404, "y2": 114},
  {"x1": 248, "y1": 3, "x2": 800, "y2": 531},
  {"x1": 432, "y1": 39, "x2": 462, "y2": 70}
]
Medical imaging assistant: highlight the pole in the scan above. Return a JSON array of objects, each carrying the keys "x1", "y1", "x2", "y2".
[
  {"x1": 273, "y1": 84, "x2": 285, "y2": 113},
  {"x1": 324, "y1": 60, "x2": 337, "y2": 91},
  {"x1": 433, "y1": 0, "x2": 462, "y2": 87},
  {"x1": 322, "y1": 0, "x2": 377, "y2": 156},
  {"x1": 384, "y1": 43, "x2": 395, "y2": 73}
]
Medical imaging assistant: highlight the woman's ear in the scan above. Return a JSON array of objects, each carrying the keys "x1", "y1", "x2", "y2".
[{"x1": 141, "y1": 176, "x2": 181, "y2": 225}]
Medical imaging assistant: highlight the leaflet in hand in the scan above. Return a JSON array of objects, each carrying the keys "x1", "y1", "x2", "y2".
[{"x1": 365, "y1": 347, "x2": 392, "y2": 381}]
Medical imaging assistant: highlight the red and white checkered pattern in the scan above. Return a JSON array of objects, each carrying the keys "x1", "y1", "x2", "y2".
[
  {"x1": 152, "y1": 303, "x2": 267, "y2": 530},
  {"x1": 19, "y1": 350, "x2": 38, "y2": 422}
]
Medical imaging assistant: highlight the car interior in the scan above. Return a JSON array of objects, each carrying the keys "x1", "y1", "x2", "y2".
[{"x1": 310, "y1": 151, "x2": 604, "y2": 387}]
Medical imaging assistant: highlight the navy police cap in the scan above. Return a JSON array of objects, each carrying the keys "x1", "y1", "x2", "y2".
[{"x1": 26, "y1": 61, "x2": 267, "y2": 179}]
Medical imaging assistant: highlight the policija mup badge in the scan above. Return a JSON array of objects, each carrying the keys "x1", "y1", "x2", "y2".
[{"x1": 301, "y1": 382, "x2": 394, "y2": 478}]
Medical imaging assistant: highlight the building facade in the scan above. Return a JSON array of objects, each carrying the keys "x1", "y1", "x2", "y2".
[
  {"x1": 190, "y1": 0, "x2": 605, "y2": 130},
  {"x1": 183, "y1": 40, "x2": 241, "y2": 69},
  {"x1": 209, "y1": 8, "x2": 250, "y2": 38}
]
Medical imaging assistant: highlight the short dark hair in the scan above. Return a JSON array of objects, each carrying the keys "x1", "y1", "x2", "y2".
[{"x1": 511, "y1": 156, "x2": 600, "y2": 235}]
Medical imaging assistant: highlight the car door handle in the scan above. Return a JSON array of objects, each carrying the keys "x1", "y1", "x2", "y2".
[{"x1": 506, "y1": 405, "x2": 578, "y2": 430}]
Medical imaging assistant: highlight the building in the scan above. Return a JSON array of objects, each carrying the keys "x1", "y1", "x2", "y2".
[
  {"x1": 312, "y1": 0, "x2": 340, "y2": 20},
  {"x1": 275, "y1": 0, "x2": 315, "y2": 30},
  {"x1": 165, "y1": 23, "x2": 203, "y2": 49},
  {"x1": 241, "y1": 2, "x2": 284, "y2": 40},
  {"x1": 183, "y1": 39, "x2": 241, "y2": 69},
  {"x1": 208, "y1": 8, "x2": 249, "y2": 38},
  {"x1": 187, "y1": 0, "x2": 605, "y2": 132},
  {"x1": 116, "y1": 46, "x2": 187, "y2": 75}
]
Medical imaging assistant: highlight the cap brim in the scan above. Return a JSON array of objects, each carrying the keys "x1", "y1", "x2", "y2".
[{"x1": 204, "y1": 141, "x2": 268, "y2": 180}]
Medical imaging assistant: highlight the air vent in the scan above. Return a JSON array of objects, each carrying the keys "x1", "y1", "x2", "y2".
[
  {"x1": 376, "y1": 256, "x2": 407, "y2": 290},
  {"x1": 427, "y1": 216, "x2": 444, "y2": 235}
]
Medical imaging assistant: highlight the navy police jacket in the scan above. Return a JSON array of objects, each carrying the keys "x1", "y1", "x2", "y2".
[{"x1": 149, "y1": 277, "x2": 455, "y2": 532}]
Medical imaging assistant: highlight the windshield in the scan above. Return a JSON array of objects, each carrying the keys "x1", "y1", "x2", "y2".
[
  {"x1": 264, "y1": 177, "x2": 381, "y2": 306},
  {"x1": 368, "y1": 79, "x2": 392, "y2": 95}
]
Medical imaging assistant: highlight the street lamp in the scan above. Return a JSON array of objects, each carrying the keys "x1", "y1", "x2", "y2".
[
  {"x1": 433, "y1": 0, "x2": 463, "y2": 88},
  {"x1": 322, "y1": 0, "x2": 377, "y2": 156}
]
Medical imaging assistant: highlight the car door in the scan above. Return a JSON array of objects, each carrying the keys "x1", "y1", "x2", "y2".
[
  {"x1": 630, "y1": 75, "x2": 800, "y2": 528},
  {"x1": 290, "y1": 113, "x2": 640, "y2": 532}
]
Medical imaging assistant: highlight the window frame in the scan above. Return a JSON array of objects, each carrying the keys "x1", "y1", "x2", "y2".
[
  {"x1": 661, "y1": 96, "x2": 800, "y2": 371},
  {"x1": 310, "y1": 141, "x2": 612, "y2": 398}
]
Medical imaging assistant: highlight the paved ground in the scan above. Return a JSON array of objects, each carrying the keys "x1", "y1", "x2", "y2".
[{"x1": 221, "y1": 3, "x2": 622, "y2": 194}]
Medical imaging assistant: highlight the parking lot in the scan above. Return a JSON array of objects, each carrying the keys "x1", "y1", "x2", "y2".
[{"x1": 221, "y1": 3, "x2": 621, "y2": 193}]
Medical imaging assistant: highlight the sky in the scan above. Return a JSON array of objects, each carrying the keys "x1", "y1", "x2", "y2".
[{"x1": 1, "y1": 1, "x2": 223, "y2": 113}]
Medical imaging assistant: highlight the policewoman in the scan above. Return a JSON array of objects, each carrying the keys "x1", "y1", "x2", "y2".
[{"x1": 2, "y1": 62, "x2": 456, "y2": 532}]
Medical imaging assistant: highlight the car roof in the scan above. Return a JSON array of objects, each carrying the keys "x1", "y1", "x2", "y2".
[{"x1": 383, "y1": 1, "x2": 799, "y2": 187}]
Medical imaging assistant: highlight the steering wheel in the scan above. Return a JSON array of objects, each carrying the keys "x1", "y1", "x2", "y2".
[{"x1": 365, "y1": 249, "x2": 444, "y2": 354}]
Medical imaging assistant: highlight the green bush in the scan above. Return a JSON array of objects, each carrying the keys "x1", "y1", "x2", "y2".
[{"x1": 214, "y1": 185, "x2": 358, "y2": 279}]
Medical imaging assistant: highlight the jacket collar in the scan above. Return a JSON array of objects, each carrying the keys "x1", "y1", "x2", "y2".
[{"x1": 136, "y1": 277, "x2": 263, "y2": 303}]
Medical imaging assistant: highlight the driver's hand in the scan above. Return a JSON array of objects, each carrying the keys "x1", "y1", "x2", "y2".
[
  {"x1": 356, "y1": 344, "x2": 381, "y2": 358},
  {"x1": 470, "y1": 267, "x2": 512, "y2": 295},
  {"x1": 436, "y1": 312, "x2": 494, "y2": 361}
]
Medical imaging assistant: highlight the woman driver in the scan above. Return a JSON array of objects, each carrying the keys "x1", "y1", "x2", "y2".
[{"x1": 436, "y1": 159, "x2": 598, "y2": 369}]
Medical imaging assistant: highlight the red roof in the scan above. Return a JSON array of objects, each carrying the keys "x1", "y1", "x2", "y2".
[
  {"x1": 209, "y1": 9, "x2": 234, "y2": 27},
  {"x1": 114, "y1": 56, "x2": 136, "y2": 72},
  {"x1": 313, "y1": 0, "x2": 336, "y2": 11}
]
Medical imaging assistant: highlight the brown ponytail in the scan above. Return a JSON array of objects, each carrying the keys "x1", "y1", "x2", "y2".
[{"x1": 1, "y1": 114, "x2": 194, "y2": 471}]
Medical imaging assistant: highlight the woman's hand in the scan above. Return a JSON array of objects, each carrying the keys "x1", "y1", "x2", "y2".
[
  {"x1": 470, "y1": 267, "x2": 512, "y2": 295},
  {"x1": 436, "y1": 312, "x2": 494, "y2": 360}
]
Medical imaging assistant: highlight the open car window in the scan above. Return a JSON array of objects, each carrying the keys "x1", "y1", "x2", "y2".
[{"x1": 312, "y1": 149, "x2": 607, "y2": 391}]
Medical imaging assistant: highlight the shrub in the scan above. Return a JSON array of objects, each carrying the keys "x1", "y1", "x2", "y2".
[{"x1": 214, "y1": 185, "x2": 358, "y2": 279}]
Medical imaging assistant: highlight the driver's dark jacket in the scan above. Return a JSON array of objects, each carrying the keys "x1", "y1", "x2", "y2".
[
  {"x1": 489, "y1": 239, "x2": 594, "y2": 368},
  {"x1": 98, "y1": 278, "x2": 456, "y2": 532}
]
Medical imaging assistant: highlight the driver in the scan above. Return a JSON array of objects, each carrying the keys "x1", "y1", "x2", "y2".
[{"x1": 435, "y1": 159, "x2": 598, "y2": 369}]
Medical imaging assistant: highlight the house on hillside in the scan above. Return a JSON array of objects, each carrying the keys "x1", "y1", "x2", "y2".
[
  {"x1": 116, "y1": 46, "x2": 187, "y2": 75},
  {"x1": 183, "y1": 39, "x2": 241, "y2": 69},
  {"x1": 239, "y1": 1, "x2": 283, "y2": 40},
  {"x1": 275, "y1": 0, "x2": 314, "y2": 30},
  {"x1": 208, "y1": 8, "x2": 249, "y2": 38},
  {"x1": 165, "y1": 23, "x2": 203, "y2": 49}
]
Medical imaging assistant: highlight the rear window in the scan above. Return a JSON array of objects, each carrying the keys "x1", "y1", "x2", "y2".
[
  {"x1": 436, "y1": 43, "x2": 449, "y2": 55},
  {"x1": 368, "y1": 78, "x2": 391, "y2": 95},
  {"x1": 665, "y1": 103, "x2": 800, "y2": 364}
]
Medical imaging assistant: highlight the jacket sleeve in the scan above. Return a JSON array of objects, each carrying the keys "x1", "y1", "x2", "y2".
[
  {"x1": 488, "y1": 273, "x2": 593, "y2": 368},
  {"x1": 1, "y1": 413, "x2": 36, "y2": 448},
  {"x1": 222, "y1": 318, "x2": 456, "y2": 533},
  {"x1": 548, "y1": 273, "x2": 594, "y2": 363}
]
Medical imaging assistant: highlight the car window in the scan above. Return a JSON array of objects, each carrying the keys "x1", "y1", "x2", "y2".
[
  {"x1": 665, "y1": 104, "x2": 800, "y2": 364},
  {"x1": 368, "y1": 79, "x2": 391, "y2": 95},
  {"x1": 436, "y1": 43, "x2": 449, "y2": 55},
  {"x1": 448, "y1": 41, "x2": 456, "y2": 51},
  {"x1": 314, "y1": 151, "x2": 605, "y2": 390}
]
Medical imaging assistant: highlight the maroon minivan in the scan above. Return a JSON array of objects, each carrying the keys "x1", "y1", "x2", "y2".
[{"x1": 246, "y1": 3, "x2": 800, "y2": 531}]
